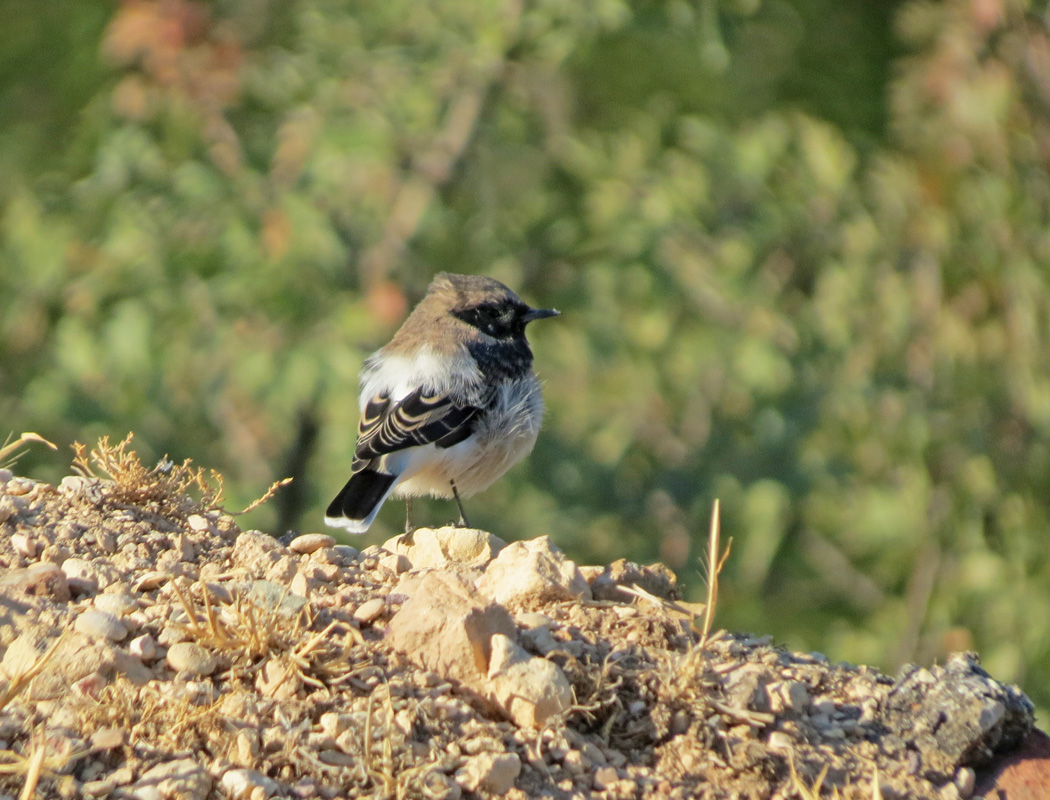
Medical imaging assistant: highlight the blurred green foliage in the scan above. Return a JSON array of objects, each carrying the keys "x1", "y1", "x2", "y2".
[{"x1": 3, "y1": 0, "x2": 1050, "y2": 716}]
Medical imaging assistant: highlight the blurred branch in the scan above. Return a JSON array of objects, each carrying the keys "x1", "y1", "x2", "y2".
[{"x1": 800, "y1": 531, "x2": 886, "y2": 611}]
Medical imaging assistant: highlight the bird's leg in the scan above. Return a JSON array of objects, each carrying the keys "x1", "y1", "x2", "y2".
[
  {"x1": 404, "y1": 498, "x2": 416, "y2": 536},
  {"x1": 450, "y1": 480, "x2": 470, "y2": 528}
]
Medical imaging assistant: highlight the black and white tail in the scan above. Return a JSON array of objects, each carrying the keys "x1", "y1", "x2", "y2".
[{"x1": 324, "y1": 469, "x2": 397, "y2": 533}]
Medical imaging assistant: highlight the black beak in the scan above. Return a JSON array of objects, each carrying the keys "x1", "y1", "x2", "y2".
[{"x1": 522, "y1": 307, "x2": 560, "y2": 324}]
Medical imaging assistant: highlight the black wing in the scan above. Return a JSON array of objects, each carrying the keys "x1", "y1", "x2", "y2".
[{"x1": 352, "y1": 387, "x2": 482, "y2": 468}]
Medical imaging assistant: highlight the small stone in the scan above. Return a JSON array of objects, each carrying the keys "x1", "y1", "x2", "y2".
[
  {"x1": 186, "y1": 514, "x2": 211, "y2": 532},
  {"x1": 133, "y1": 758, "x2": 211, "y2": 799},
  {"x1": 166, "y1": 642, "x2": 217, "y2": 676},
  {"x1": 256, "y1": 659, "x2": 300, "y2": 699},
  {"x1": 319, "y1": 712, "x2": 347, "y2": 739},
  {"x1": 318, "y1": 749, "x2": 354, "y2": 767},
  {"x1": 353, "y1": 598, "x2": 386, "y2": 624},
  {"x1": 61, "y1": 558, "x2": 99, "y2": 592},
  {"x1": 0, "y1": 467, "x2": 12, "y2": 483},
  {"x1": 133, "y1": 572, "x2": 170, "y2": 592},
  {"x1": 476, "y1": 536, "x2": 591, "y2": 608},
  {"x1": 129, "y1": 634, "x2": 157, "y2": 661},
  {"x1": 487, "y1": 634, "x2": 573, "y2": 729},
  {"x1": 593, "y1": 766, "x2": 620, "y2": 791},
  {"x1": 82, "y1": 778, "x2": 117, "y2": 798},
  {"x1": 516, "y1": 612, "x2": 551, "y2": 629},
  {"x1": 456, "y1": 752, "x2": 521, "y2": 794},
  {"x1": 379, "y1": 553, "x2": 411, "y2": 574},
  {"x1": 0, "y1": 563, "x2": 70, "y2": 601},
  {"x1": 332, "y1": 545, "x2": 360, "y2": 561},
  {"x1": 384, "y1": 526, "x2": 507, "y2": 570},
  {"x1": 289, "y1": 533, "x2": 335, "y2": 554},
  {"x1": 768, "y1": 730, "x2": 794, "y2": 751},
  {"x1": 75, "y1": 610, "x2": 128, "y2": 642},
  {"x1": 954, "y1": 767, "x2": 975, "y2": 799},
  {"x1": 5, "y1": 477, "x2": 34, "y2": 495},
  {"x1": 91, "y1": 727, "x2": 124, "y2": 750},
  {"x1": 11, "y1": 533, "x2": 37, "y2": 559},
  {"x1": 93, "y1": 593, "x2": 137, "y2": 617},
  {"x1": 220, "y1": 768, "x2": 280, "y2": 799}
]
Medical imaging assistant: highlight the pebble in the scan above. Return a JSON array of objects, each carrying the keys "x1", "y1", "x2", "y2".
[
  {"x1": 318, "y1": 749, "x2": 354, "y2": 767},
  {"x1": 129, "y1": 634, "x2": 157, "y2": 661},
  {"x1": 220, "y1": 768, "x2": 280, "y2": 799},
  {"x1": 289, "y1": 533, "x2": 335, "y2": 554},
  {"x1": 593, "y1": 766, "x2": 620, "y2": 791},
  {"x1": 186, "y1": 514, "x2": 212, "y2": 532},
  {"x1": 11, "y1": 533, "x2": 38, "y2": 559},
  {"x1": 133, "y1": 571, "x2": 170, "y2": 592},
  {"x1": 94, "y1": 593, "x2": 138, "y2": 617},
  {"x1": 75, "y1": 610, "x2": 128, "y2": 642},
  {"x1": 955, "y1": 767, "x2": 976, "y2": 799},
  {"x1": 166, "y1": 642, "x2": 218, "y2": 676},
  {"x1": 516, "y1": 612, "x2": 551, "y2": 629},
  {"x1": 379, "y1": 553, "x2": 411, "y2": 574},
  {"x1": 5, "y1": 477, "x2": 35, "y2": 495},
  {"x1": 330, "y1": 544, "x2": 358, "y2": 560},
  {"x1": 767, "y1": 730, "x2": 793, "y2": 751},
  {"x1": 0, "y1": 467, "x2": 12, "y2": 483},
  {"x1": 62, "y1": 558, "x2": 99, "y2": 585},
  {"x1": 354, "y1": 597, "x2": 387, "y2": 624}
]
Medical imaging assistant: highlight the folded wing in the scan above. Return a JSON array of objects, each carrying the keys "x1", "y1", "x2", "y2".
[{"x1": 352, "y1": 387, "x2": 484, "y2": 471}]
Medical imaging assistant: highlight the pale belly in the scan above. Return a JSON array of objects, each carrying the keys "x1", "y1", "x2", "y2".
[{"x1": 391, "y1": 376, "x2": 544, "y2": 499}]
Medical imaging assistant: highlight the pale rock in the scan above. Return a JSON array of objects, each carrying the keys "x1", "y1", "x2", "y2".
[
  {"x1": 486, "y1": 633, "x2": 572, "y2": 729},
  {"x1": 289, "y1": 570, "x2": 312, "y2": 597},
  {"x1": 387, "y1": 571, "x2": 515, "y2": 688},
  {"x1": 384, "y1": 526, "x2": 507, "y2": 570},
  {"x1": 476, "y1": 536, "x2": 591, "y2": 608},
  {"x1": 379, "y1": 553, "x2": 411, "y2": 574},
  {"x1": 221, "y1": 768, "x2": 280, "y2": 799},
  {"x1": 232, "y1": 531, "x2": 288, "y2": 579},
  {"x1": 166, "y1": 642, "x2": 217, "y2": 676},
  {"x1": 11, "y1": 533, "x2": 38, "y2": 559},
  {"x1": 0, "y1": 563, "x2": 70, "y2": 601},
  {"x1": 256, "y1": 658, "x2": 300, "y2": 699},
  {"x1": 75, "y1": 610, "x2": 128, "y2": 642},
  {"x1": 455, "y1": 752, "x2": 521, "y2": 794},
  {"x1": 353, "y1": 597, "x2": 386, "y2": 624},
  {"x1": 61, "y1": 558, "x2": 99, "y2": 593},
  {"x1": 593, "y1": 766, "x2": 621, "y2": 791},
  {"x1": 132, "y1": 758, "x2": 211, "y2": 800},
  {"x1": 186, "y1": 514, "x2": 211, "y2": 532},
  {"x1": 91, "y1": 727, "x2": 124, "y2": 750},
  {"x1": 129, "y1": 634, "x2": 157, "y2": 661},
  {"x1": 289, "y1": 533, "x2": 335, "y2": 554},
  {"x1": 132, "y1": 571, "x2": 169, "y2": 592},
  {"x1": 93, "y1": 593, "x2": 137, "y2": 617},
  {"x1": 265, "y1": 555, "x2": 299, "y2": 584}
]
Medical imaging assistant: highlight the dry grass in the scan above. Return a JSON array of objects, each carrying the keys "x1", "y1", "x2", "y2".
[
  {"x1": 72, "y1": 433, "x2": 224, "y2": 518},
  {"x1": 697, "y1": 499, "x2": 731, "y2": 648},
  {"x1": 0, "y1": 634, "x2": 79, "y2": 799},
  {"x1": 70, "y1": 432, "x2": 290, "y2": 519},
  {"x1": 170, "y1": 579, "x2": 358, "y2": 684},
  {"x1": 0, "y1": 432, "x2": 57, "y2": 470}
]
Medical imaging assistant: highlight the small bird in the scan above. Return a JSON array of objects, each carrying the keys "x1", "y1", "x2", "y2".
[{"x1": 325, "y1": 272, "x2": 559, "y2": 533}]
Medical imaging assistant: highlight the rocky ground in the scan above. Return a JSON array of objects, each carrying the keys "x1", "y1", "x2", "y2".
[{"x1": 0, "y1": 440, "x2": 1043, "y2": 799}]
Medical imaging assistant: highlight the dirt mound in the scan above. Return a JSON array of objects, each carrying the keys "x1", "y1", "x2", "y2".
[{"x1": 0, "y1": 445, "x2": 1037, "y2": 799}]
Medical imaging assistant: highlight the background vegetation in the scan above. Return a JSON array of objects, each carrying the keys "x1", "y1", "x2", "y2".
[{"x1": 3, "y1": 0, "x2": 1050, "y2": 719}]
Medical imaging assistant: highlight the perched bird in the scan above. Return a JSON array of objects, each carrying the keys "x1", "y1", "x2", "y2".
[{"x1": 325, "y1": 272, "x2": 559, "y2": 533}]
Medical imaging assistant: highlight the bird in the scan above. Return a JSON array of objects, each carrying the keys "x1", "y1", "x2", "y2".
[{"x1": 324, "y1": 272, "x2": 560, "y2": 534}]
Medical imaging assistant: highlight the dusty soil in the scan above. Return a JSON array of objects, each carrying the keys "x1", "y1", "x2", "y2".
[{"x1": 0, "y1": 443, "x2": 1037, "y2": 799}]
